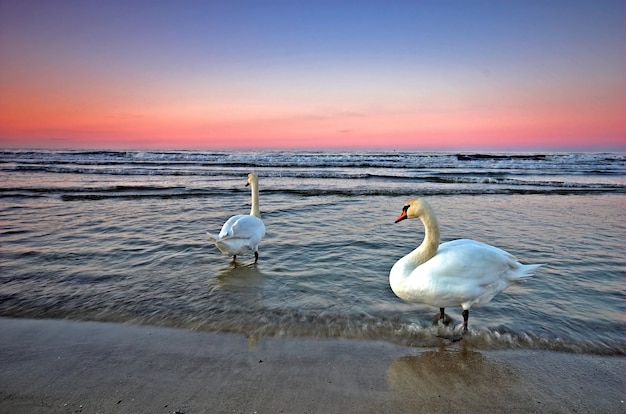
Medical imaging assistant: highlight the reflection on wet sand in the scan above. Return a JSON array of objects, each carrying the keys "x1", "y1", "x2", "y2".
[
  {"x1": 245, "y1": 333, "x2": 259, "y2": 351},
  {"x1": 388, "y1": 345, "x2": 523, "y2": 411}
]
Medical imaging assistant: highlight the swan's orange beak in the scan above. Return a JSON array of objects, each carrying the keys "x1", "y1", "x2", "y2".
[{"x1": 394, "y1": 210, "x2": 408, "y2": 223}]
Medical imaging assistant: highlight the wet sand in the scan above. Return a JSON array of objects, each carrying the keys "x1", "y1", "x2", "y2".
[{"x1": 0, "y1": 317, "x2": 623, "y2": 413}]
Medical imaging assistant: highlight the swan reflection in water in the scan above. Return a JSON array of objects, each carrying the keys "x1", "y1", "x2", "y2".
[
  {"x1": 215, "y1": 262, "x2": 265, "y2": 289},
  {"x1": 387, "y1": 346, "x2": 521, "y2": 410},
  {"x1": 213, "y1": 262, "x2": 264, "y2": 352}
]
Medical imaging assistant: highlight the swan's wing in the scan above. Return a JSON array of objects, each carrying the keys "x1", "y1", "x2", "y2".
[
  {"x1": 219, "y1": 215, "x2": 265, "y2": 244},
  {"x1": 426, "y1": 239, "x2": 518, "y2": 287},
  {"x1": 216, "y1": 215, "x2": 246, "y2": 239}
]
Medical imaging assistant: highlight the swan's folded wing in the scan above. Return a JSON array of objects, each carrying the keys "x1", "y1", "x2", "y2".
[
  {"x1": 428, "y1": 239, "x2": 518, "y2": 286},
  {"x1": 215, "y1": 215, "x2": 245, "y2": 239},
  {"x1": 222, "y1": 215, "x2": 265, "y2": 244}
]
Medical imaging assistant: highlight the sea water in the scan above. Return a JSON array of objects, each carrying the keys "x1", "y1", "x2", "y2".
[{"x1": 1, "y1": 150, "x2": 624, "y2": 354}]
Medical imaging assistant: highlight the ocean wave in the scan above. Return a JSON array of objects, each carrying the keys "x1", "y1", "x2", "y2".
[
  {"x1": 7, "y1": 310, "x2": 621, "y2": 355},
  {"x1": 2, "y1": 182, "x2": 623, "y2": 201},
  {"x1": 456, "y1": 153, "x2": 548, "y2": 161},
  {"x1": 428, "y1": 175, "x2": 625, "y2": 189},
  {"x1": 2, "y1": 149, "x2": 624, "y2": 171}
]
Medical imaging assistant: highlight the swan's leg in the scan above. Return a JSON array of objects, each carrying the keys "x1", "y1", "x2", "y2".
[
  {"x1": 432, "y1": 308, "x2": 451, "y2": 325},
  {"x1": 254, "y1": 251, "x2": 259, "y2": 263},
  {"x1": 462, "y1": 309, "x2": 469, "y2": 332},
  {"x1": 232, "y1": 255, "x2": 237, "y2": 262}
]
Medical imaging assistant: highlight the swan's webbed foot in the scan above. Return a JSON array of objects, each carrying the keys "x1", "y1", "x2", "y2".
[
  {"x1": 434, "y1": 307, "x2": 462, "y2": 341},
  {"x1": 432, "y1": 308, "x2": 452, "y2": 326}
]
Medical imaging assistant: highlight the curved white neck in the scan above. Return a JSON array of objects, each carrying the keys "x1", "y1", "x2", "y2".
[
  {"x1": 407, "y1": 202, "x2": 440, "y2": 267},
  {"x1": 249, "y1": 180, "x2": 261, "y2": 218}
]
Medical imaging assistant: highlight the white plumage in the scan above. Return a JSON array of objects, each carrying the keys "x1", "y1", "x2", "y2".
[
  {"x1": 208, "y1": 173, "x2": 265, "y2": 263},
  {"x1": 389, "y1": 198, "x2": 541, "y2": 331}
]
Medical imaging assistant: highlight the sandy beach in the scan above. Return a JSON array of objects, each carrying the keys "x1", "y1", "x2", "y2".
[{"x1": 0, "y1": 318, "x2": 623, "y2": 413}]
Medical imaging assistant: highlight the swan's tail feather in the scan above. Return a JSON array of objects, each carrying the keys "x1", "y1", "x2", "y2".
[
  {"x1": 512, "y1": 263, "x2": 543, "y2": 281},
  {"x1": 207, "y1": 232, "x2": 219, "y2": 242}
]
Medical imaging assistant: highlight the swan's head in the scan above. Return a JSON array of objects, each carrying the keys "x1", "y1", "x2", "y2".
[
  {"x1": 246, "y1": 172, "x2": 258, "y2": 187},
  {"x1": 395, "y1": 198, "x2": 427, "y2": 223}
]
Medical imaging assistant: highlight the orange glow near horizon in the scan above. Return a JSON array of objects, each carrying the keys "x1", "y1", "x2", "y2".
[{"x1": 1, "y1": 84, "x2": 623, "y2": 150}]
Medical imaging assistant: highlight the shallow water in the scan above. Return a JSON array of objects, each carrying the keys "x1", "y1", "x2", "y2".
[{"x1": 1, "y1": 150, "x2": 624, "y2": 354}]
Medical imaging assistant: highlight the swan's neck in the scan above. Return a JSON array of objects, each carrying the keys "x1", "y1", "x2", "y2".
[
  {"x1": 408, "y1": 203, "x2": 440, "y2": 267},
  {"x1": 249, "y1": 181, "x2": 261, "y2": 218}
]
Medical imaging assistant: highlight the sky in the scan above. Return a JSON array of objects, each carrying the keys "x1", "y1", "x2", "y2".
[{"x1": 0, "y1": 0, "x2": 624, "y2": 151}]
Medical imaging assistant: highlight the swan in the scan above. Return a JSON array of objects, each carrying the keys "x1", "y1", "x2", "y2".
[
  {"x1": 207, "y1": 173, "x2": 265, "y2": 263},
  {"x1": 389, "y1": 198, "x2": 541, "y2": 332}
]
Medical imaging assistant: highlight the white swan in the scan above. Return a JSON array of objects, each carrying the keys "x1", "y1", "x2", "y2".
[
  {"x1": 389, "y1": 198, "x2": 541, "y2": 331},
  {"x1": 208, "y1": 173, "x2": 265, "y2": 263}
]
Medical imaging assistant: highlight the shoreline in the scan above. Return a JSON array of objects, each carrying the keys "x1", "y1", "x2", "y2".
[{"x1": 1, "y1": 317, "x2": 624, "y2": 413}]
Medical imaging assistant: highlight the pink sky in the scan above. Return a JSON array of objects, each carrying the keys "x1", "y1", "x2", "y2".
[{"x1": 1, "y1": 1, "x2": 624, "y2": 151}]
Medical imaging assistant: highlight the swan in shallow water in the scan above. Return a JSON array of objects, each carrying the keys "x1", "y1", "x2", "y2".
[
  {"x1": 208, "y1": 173, "x2": 265, "y2": 263},
  {"x1": 389, "y1": 198, "x2": 542, "y2": 331}
]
